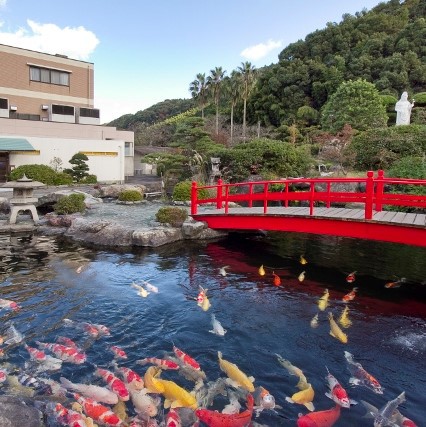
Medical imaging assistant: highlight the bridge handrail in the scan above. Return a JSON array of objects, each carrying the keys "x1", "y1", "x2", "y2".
[{"x1": 191, "y1": 170, "x2": 426, "y2": 219}]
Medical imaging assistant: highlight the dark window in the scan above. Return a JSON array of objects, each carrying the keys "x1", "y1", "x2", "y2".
[
  {"x1": 52, "y1": 104, "x2": 74, "y2": 115},
  {"x1": 16, "y1": 113, "x2": 40, "y2": 121},
  {"x1": 80, "y1": 108, "x2": 100, "y2": 118},
  {"x1": 0, "y1": 98, "x2": 8, "y2": 109},
  {"x1": 29, "y1": 66, "x2": 70, "y2": 86}
]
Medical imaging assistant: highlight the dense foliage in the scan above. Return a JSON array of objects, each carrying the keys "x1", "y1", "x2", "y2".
[
  {"x1": 9, "y1": 164, "x2": 73, "y2": 185},
  {"x1": 172, "y1": 181, "x2": 210, "y2": 201},
  {"x1": 54, "y1": 193, "x2": 86, "y2": 215},
  {"x1": 350, "y1": 124, "x2": 426, "y2": 169},
  {"x1": 118, "y1": 189, "x2": 143, "y2": 202},
  {"x1": 388, "y1": 155, "x2": 426, "y2": 179},
  {"x1": 155, "y1": 206, "x2": 188, "y2": 227}
]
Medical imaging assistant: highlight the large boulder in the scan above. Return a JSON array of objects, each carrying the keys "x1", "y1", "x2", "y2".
[
  {"x1": 98, "y1": 184, "x2": 146, "y2": 198},
  {"x1": 0, "y1": 395, "x2": 43, "y2": 427},
  {"x1": 37, "y1": 190, "x2": 103, "y2": 209},
  {"x1": 181, "y1": 218, "x2": 206, "y2": 238},
  {"x1": 132, "y1": 227, "x2": 183, "y2": 247}
]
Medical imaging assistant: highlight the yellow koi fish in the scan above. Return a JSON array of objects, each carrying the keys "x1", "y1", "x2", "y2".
[
  {"x1": 285, "y1": 383, "x2": 315, "y2": 411},
  {"x1": 317, "y1": 289, "x2": 329, "y2": 311},
  {"x1": 310, "y1": 313, "x2": 319, "y2": 329},
  {"x1": 275, "y1": 354, "x2": 308, "y2": 390},
  {"x1": 218, "y1": 351, "x2": 255, "y2": 392},
  {"x1": 328, "y1": 312, "x2": 348, "y2": 344},
  {"x1": 298, "y1": 271, "x2": 306, "y2": 282},
  {"x1": 154, "y1": 375, "x2": 198, "y2": 409},
  {"x1": 300, "y1": 255, "x2": 308, "y2": 265},
  {"x1": 131, "y1": 282, "x2": 149, "y2": 298},
  {"x1": 258, "y1": 265, "x2": 265, "y2": 276},
  {"x1": 197, "y1": 287, "x2": 211, "y2": 311},
  {"x1": 144, "y1": 366, "x2": 164, "y2": 394},
  {"x1": 338, "y1": 305, "x2": 352, "y2": 328}
]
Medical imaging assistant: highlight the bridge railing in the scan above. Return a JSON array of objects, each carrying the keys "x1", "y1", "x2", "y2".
[{"x1": 191, "y1": 170, "x2": 426, "y2": 219}]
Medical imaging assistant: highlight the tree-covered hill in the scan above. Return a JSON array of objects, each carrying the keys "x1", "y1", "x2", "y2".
[{"x1": 251, "y1": 0, "x2": 426, "y2": 126}]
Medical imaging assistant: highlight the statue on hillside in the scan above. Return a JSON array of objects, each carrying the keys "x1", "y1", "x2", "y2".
[{"x1": 395, "y1": 91, "x2": 415, "y2": 125}]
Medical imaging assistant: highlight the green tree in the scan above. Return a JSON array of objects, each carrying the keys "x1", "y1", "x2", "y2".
[
  {"x1": 321, "y1": 79, "x2": 388, "y2": 132},
  {"x1": 189, "y1": 73, "x2": 208, "y2": 119},
  {"x1": 237, "y1": 61, "x2": 256, "y2": 140},
  {"x1": 64, "y1": 153, "x2": 90, "y2": 182},
  {"x1": 207, "y1": 66, "x2": 227, "y2": 136},
  {"x1": 224, "y1": 71, "x2": 242, "y2": 146}
]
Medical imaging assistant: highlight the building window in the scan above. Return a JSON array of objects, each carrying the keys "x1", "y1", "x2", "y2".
[
  {"x1": 29, "y1": 66, "x2": 70, "y2": 86},
  {"x1": 80, "y1": 108, "x2": 100, "y2": 118},
  {"x1": 0, "y1": 98, "x2": 8, "y2": 109},
  {"x1": 125, "y1": 142, "x2": 132, "y2": 156},
  {"x1": 52, "y1": 104, "x2": 74, "y2": 115}
]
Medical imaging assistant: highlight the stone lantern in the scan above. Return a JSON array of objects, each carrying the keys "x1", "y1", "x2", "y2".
[{"x1": 1, "y1": 174, "x2": 45, "y2": 224}]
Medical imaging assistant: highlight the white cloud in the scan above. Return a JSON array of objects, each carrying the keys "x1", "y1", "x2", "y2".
[
  {"x1": 240, "y1": 39, "x2": 282, "y2": 61},
  {"x1": 0, "y1": 0, "x2": 7, "y2": 7},
  {"x1": 0, "y1": 19, "x2": 99, "y2": 60}
]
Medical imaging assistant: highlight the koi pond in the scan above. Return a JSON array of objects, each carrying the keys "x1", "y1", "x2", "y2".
[{"x1": 0, "y1": 231, "x2": 425, "y2": 426}]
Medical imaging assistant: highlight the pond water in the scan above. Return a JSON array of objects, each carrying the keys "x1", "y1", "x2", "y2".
[{"x1": 0, "y1": 231, "x2": 425, "y2": 426}]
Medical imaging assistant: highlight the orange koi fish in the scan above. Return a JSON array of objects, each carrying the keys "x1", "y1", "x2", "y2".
[
  {"x1": 346, "y1": 271, "x2": 356, "y2": 283},
  {"x1": 297, "y1": 404, "x2": 341, "y2": 427},
  {"x1": 73, "y1": 393, "x2": 123, "y2": 426},
  {"x1": 138, "y1": 357, "x2": 180, "y2": 370},
  {"x1": 110, "y1": 345, "x2": 127, "y2": 359},
  {"x1": 195, "y1": 393, "x2": 254, "y2": 427},
  {"x1": 56, "y1": 336, "x2": 79, "y2": 348},
  {"x1": 36, "y1": 341, "x2": 86, "y2": 364},
  {"x1": 95, "y1": 367, "x2": 130, "y2": 401},
  {"x1": 272, "y1": 272, "x2": 281, "y2": 286},
  {"x1": 385, "y1": 278, "x2": 406, "y2": 289},
  {"x1": 0, "y1": 298, "x2": 20, "y2": 311},
  {"x1": 173, "y1": 345, "x2": 200, "y2": 371},
  {"x1": 342, "y1": 287, "x2": 358, "y2": 302}
]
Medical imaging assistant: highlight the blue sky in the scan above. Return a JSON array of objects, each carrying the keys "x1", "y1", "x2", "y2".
[{"x1": 0, "y1": 0, "x2": 382, "y2": 123}]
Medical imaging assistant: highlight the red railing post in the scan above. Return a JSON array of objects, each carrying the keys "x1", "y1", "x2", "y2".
[
  {"x1": 365, "y1": 171, "x2": 374, "y2": 220},
  {"x1": 375, "y1": 169, "x2": 384, "y2": 212},
  {"x1": 284, "y1": 182, "x2": 289, "y2": 208},
  {"x1": 309, "y1": 182, "x2": 315, "y2": 215},
  {"x1": 326, "y1": 181, "x2": 331, "y2": 208},
  {"x1": 249, "y1": 183, "x2": 253, "y2": 208},
  {"x1": 263, "y1": 182, "x2": 268, "y2": 214},
  {"x1": 191, "y1": 181, "x2": 197, "y2": 215},
  {"x1": 216, "y1": 179, "x2": 223, "y2": 209}
]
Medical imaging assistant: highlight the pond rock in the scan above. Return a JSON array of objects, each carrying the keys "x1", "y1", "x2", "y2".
[
  {"x1": 132, "y1": 227, "x2": 183, "y2": 247},
  {"x1": 0, "y1": 395, "x2": 43, "y2": 427},
  {"x1": 98, "y1": 184, "x2": 146, "y2": 198}
]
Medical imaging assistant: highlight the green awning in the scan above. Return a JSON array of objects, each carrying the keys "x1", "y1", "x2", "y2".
[{"x1": 0, "y1": 138, "x2": 35, "y2": 151}]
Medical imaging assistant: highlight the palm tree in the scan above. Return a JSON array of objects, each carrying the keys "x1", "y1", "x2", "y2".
[
  {"x1": 207, "y1": 66, "x2": 226, "y2": 135},
  {"x1": 189, "y1": 73, "x2": 208, "y2": 118},
  {"x1": 224, "y1": 71, "x2": 241, "y2": 146},
  {"x1": 237, "y1": 61, "x2": 256, "y2": 141}
]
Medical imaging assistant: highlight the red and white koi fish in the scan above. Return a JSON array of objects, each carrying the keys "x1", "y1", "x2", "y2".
[
  {"x1": 56, "y1": 336, "x2": 79, "y2": 349},
  {"x1": 0, "y1": 368, "x2": 7, "y2": 383},
  {"x1": 394, "y1": 409, "x2": 418, "y2": 427},
  {"x1": 138, "y1": 357, "x2": 179, "y2": 370},
  {"x1": 0, "y1": 298, "x2": 20, "y2": 310},
  {"x1": 142, "y1": 280, "x2": 159, "y2": 293},
  {"x1": 45, "y1": 401, "x2": 88, "y2": 427},
  {"x1": 272, "y1": 272, "x2": 281, "y2": 286},
  {"x1": 325, "y1": 368, "x2": 356, "y2": 408},
  {"x1": 95, "y1": 367, "x2": 130, "y2": 401},
  {"x1": 36, "y1": 341, "x2": 86, "y2": 364},
  {"x1": 114, "y1": 365, "x2": 145, "y2": 390},
  {"x1": 297, "y1": 404, "x2": 341, "y2": 427},
  {"x1": 24, "y1": 343, "x2": 47, "y2": 362},
  {"x1": 342, "y1": 287, "x2": 358, "y2": 302},
  {"x1": 110, "y1": 345, "x2": 127, "y2": 359},
  {"x1": 173, "y1": 345, "x2": 200, "y2": 371},
  {"x1": 385, "y1": 278, "x2": 406, "y2": 289},
  {"x1": 60, "y1": 376, "x2": 119, "y2": 405},
  {"x1": 63, "y1": 318, "x2": 110, "y2": 337},
  {"x1": 196, "y1": 286, "x2": 211, "y2": 311},
  {"x1": 195, "y1": 393, "x2": 254, "y2": 427},
  {"x1": 166, "y1": 408, "x2": 182, "y2": 427},
  {"x1": 73, "y1": 393, "x2": 123, "y2": 426},
  {"x1": 344, "y1": 351, "x2": 383, "y2": 394},
  {"x1": 346, "y1": 271, "x2": 356, "y2": 283}
]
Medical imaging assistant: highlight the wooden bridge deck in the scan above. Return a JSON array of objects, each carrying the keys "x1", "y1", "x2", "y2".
[{"x1": 195, "y1": 206, "x2": 426, "y2": 227}]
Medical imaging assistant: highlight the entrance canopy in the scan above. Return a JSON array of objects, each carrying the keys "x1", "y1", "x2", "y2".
[{"x1": 0, "y1": 138, "x2": 35, "y2": 151}]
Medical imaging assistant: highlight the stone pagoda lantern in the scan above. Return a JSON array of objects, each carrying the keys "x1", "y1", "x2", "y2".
[{"x1": 1, "y1": 174, "x2": 45, "y2": 224}]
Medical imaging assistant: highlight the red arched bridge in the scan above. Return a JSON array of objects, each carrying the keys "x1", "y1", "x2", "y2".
[{"x1": 190, "y1": 170, "x2": 426, "y2": 248}]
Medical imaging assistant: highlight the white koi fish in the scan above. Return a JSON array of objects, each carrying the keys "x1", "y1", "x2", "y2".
[
  {"x1": 219, "y1": 266, "x2": 230, "y2": 277},
  {"x1": 209, "y1": 314, "x2": 227, "y2": 336},
  {"x1": 131, "y1": 282, "x2": 149, "y2": 298},
  {"x1": 361, "y1": 391, "x2": 406, "y2": 427}
]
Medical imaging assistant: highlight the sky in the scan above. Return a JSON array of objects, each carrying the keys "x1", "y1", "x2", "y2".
[{"x1": 0, "y1": 0, "x2": 383, "y2": 123}]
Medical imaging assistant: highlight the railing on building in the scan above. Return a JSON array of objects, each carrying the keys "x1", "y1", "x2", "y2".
[{"x1": 190, "y1": 170, "x2": 426, "y2": 219}]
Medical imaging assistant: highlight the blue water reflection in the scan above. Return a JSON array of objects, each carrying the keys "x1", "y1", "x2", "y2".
[{"x1": 0, "y1": 232, "x2": 425, "y2": 426}]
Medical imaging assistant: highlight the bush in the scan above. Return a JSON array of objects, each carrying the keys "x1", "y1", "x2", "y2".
[
  {"x1": 173, "y1": 181, "x2": 209, "y2": 201},
  {"x1": 54, "y1": 193, "x2": 86, "y2": 215},
  {"x1": 53, "y1": 172, "x2": 74, "y2": 185},
  {"x1": 9, "y1": 164, "x2": 68, "y2": 185},
  {"x1": 118, "y1": 189, "x2": 143, "y2": 202},
  {"x1": 80, "y1": 174, "x2": 98, "y2": 184},
  {"x1": 155, "y1": 207, "x2": 188, "y2": 227}
]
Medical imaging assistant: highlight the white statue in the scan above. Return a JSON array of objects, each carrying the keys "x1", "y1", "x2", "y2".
[{"x1": 395, "y1": 91, "x2": 415, "y2": 125}]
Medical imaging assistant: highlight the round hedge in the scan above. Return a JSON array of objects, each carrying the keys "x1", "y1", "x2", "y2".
[
  {"x1": 173, "y1": 181, "x2": 209, "y2": 201},
  {"x1": 118, "y1": 189, "x2": 143, "y2": 202},
  {"x1": 9, "y1": 164, "x2": 73, "y2": 185},
  {"x1": 54, "y1": 193, "x2": 86, "y2": 215},
  {"x1": 155, "y1": 207, "x2": 188, "y2": 227}
]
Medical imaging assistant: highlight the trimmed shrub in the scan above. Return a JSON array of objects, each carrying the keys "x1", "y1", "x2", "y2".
[
  {"x1": 80, "y1": 174, "x2": 98, "y2": 184},
  {"x1": 53, "y1": 172, "x2": 74, "y2": 185},
  {"x1": 173, "y1": 181, "x2": 209, "y2": 201},
  {"x1": 9, "y1": 164, "x2": 69, "y2": 185},
  {"x1": 118, "y1": 189, "x2": 143, "y2": 202},
  {"x1": 155, "y1": 206, "x2": 188, "y2": 227},
  {"x1": 54, "y1": 193, "x2": 86, "y2": 215}
]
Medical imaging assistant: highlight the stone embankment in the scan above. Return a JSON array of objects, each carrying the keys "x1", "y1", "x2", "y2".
[{"x1": 0, "y1": 183, "x2": 227, "y2": 247}]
